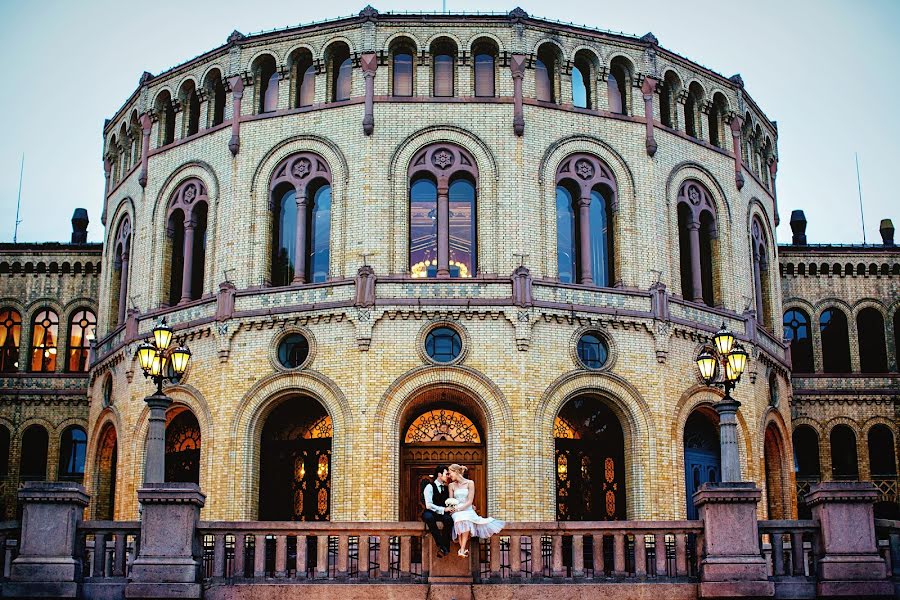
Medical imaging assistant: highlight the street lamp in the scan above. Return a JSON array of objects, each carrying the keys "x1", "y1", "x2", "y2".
[
  {"x1": 135, "y1": 319, "x2": 192, "y2": 484},
  {"x1": 695, "y1": 323, "x2": 750, "y2": 482}
]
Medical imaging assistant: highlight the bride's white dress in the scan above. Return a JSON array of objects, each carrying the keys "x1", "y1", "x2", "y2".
[{"x1": 450, "y1": 482, "x2": 504, "y2": 540}]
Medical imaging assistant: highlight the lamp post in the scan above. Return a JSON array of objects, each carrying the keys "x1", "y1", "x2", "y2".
[
  {"x1": 135, "y1": 319, "x2": 192, "y2": 484},
  {"x1": 696, "y1": 323, "x2": 750, "y2": 482}
]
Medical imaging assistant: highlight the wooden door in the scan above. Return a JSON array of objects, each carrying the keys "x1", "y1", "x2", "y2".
[{"x1": 400, "y1": 443, "x2": 485, "y2": 520}]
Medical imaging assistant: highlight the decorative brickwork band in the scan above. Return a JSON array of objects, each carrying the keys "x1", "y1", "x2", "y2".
[
  {"x1": 361, "y1": 53, "x2": 377, "y2": 136},
  {"x1": 228, "y1": 76, "x2": 244, "y2": 156},
  {"x1": 510, "y1": 54, "x2": 526, "y2": 136},
  {"x1": 641, "y1": 76, "x2": 658, "y2": 157}
]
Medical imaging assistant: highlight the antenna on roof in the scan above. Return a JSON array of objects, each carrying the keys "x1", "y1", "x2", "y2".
[
  {"x1": 442, "y1": 0, "x2": 446, "y2": 12},
  {"x1": 856, "y1": 152, "x2": 866, "y2": 244},
  {"x1": 13, "y1": 154, "x2": 23, "y2": 243}
]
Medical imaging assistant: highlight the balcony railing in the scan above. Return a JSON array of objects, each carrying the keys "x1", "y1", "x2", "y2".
[
  {"x1": 77, "y1": 521, "x2": 141, "y2": 581},
  {"x1": 757, "y1": 519, "x2": 818, "y2": 579}
]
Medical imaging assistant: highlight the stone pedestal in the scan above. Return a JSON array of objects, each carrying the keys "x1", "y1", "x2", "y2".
[
  {"x1": 807, "y1": 481, "x2": 893, "y2": 597},
  {"x1": 6, "y1": 481, "x2": 90, "y2": 598},
  {"x1": 124, "y1": 483, "x2": 206, "y2": 599},
  {"x1": 424, "y1": 533, "x2": 473, "y2": 600},
  {"x1": 694, "y1": 482, "x2": 774, "y2": 598}
]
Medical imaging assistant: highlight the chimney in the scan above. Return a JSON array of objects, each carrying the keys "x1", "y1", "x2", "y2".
[
  {"x1": 71, "y1": 208, "x2": 88, "y2": 244},
  {"x1": 880, "y1": 219, "x2": 895, "y2": 246},
  {"x1": 789, "y1": 210, "x2": 807, "y2": 245}
]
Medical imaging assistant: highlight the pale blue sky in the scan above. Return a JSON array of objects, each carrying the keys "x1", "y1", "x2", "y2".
[{"x1": 0, "y1": 0, "x2": 897, "y2": 245}]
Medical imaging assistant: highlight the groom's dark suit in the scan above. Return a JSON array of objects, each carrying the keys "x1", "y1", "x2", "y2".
[{"x1": 422, "y1": 480, "x2": 453, "y2": 552}]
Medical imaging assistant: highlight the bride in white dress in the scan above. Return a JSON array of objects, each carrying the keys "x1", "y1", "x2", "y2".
[{"x1": 447, "y1": 463, "x2": 504, "y2": 557}]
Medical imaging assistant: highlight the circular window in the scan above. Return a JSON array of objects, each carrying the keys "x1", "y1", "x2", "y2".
[
  {"x1": 425, "y1": 327, "x2": 462, "y2": 364},
  {"x1": 102, "y1": 376, "x2": 113, "y2": 408},
  {"x1": 278, "y1": 333, "x2": 310, "y2": 369},
  {"x1": 576, "y1": 332, "x2": 609, "y2": 369}
]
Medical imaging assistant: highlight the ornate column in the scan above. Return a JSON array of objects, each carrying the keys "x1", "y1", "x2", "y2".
[
  {"x1": 117, "y1": 246, "x2": 130, "y2": 325},
  {"x1": 687, "y1": 219, "x2": 704, "y2": 302},
  {"x1": 729, "y1": 115, "x2": 745, "y2": 190},
  {"x1": 715, "y1": 399, "x2": 742, "y2": 482},
  {"x1": 578, "y1": 195, "x2": 594, "y2": 285},
  {"x1": 138, "y1": 113, "x2": 152, "y2": 187},
  {"x1": 361, "y1": 52, "x2": 377, "y2": 135},
  {"x1": 292, "y1": 188, "x2": 309, "y2": 284},
  {"x1": 510, "y1": 54, "x2": 526, "y2": 136},
  {"x1": 641, "y1": 76, "x2": 658, "y2": 156},
  {"x1": 179, "y1": 217, "x2": 196, "y2": 303},
  {"x1": 436, "y1": 180, "x2": 451, "y2": 278},
  {"x1": 228, "y1": 76, "x2": 244, "y2": 156}
]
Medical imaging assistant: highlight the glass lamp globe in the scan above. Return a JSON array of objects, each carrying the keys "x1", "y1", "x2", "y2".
[
  {"x1": 713, "y1": 323, "x2": 735, "y2": 356},
  {"x1": 727, "y1": 344, "x2": 749, "y2": 379},
  {"x1": 149, "y1": 354, "x2": 163, "y2": 378},
  {"x1": 696, "y1": 349, "x2": 717, "y2": 383},
  {"x1": 152, "y1": 320, "x2": 173, "y2": 352},
  {"x1": 136, "y1": 342, "x2": 156, "y2": 372},
  {"x1": 170, "y1": 346, "x2": 192, "y2": 376}
]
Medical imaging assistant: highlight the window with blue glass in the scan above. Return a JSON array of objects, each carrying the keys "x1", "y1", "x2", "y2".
[
  {"x1": 577, "y1": 332, "x2": 609, "y2": 369},
  {"x1": 278, "y1": 333, "x2": 310, "y2": 369},
  {"x1": 425, "y1": 327, "x2": 462, "y2": 363},
  {"x1": 783, "y1": 309, "x2": 813, "y2": 373},
  {"x1": 58, "y1": 426, "x2": 87, "y2": 479}
]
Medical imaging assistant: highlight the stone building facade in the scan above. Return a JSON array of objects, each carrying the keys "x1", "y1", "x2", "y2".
[
  {"x1": 0, "y1": 211, "x2": 101, "y2": 518},
  {"x1": 0, "y1": 9, "x2": 892, "y2": 531}
]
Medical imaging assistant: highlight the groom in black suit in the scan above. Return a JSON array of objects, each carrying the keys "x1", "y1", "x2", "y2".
[{"x1": 422, "y1": 464, "x2": 455, "y2": 557}]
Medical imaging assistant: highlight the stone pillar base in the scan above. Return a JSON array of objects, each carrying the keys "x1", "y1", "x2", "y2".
[
  {"x1": 124, "y1": 483, "x2": 205, "y2": 600},
  {"x1": 699, "y1": 579, "x2": 775, "y2": 598}
]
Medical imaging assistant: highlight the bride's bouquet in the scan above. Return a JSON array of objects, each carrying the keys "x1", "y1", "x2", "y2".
[{"x1": 445, "y1": 498, "x2": 459, "y2": 510}]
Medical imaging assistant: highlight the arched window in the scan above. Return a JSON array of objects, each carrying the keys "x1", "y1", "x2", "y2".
[
  {"x1": 684, "y1": 410, "x2": 720, "y2": 519},
  {"x1": 179, "y1": 80, "x2": 200, "y2": 137},
  {"x1": 259, "y1": 397, "x2": 332, "y2": 520},
  {"x1": 30, "y1": 309, "x2": 58, "y2": 372},
  {"x1": 676, "y1": 181, "x2": 718, "y2": 305},
  {"x1": 165, "y1": 180, "x2": 208, "y2": 305},
  {"x1": 289, "y1": 49, "x2": 316, "y2": 107},
  {"x1": 58, "y1": 426, "x2": 87, "y2": 479},
  {"x1": 327, "y1": 42, "x2": 352, "y2": 102},
  {"x1": 572, "y1": 50, "x2": 595, "y2": 109},
  {"x1": 660, "y1": 71, "x2": 681, "y2": 129},
  {"x1": 270, "y1": 153, "x2": 333, "y2": 286},
  {"x1": 857, "y1": 308, "x2": 887, "y2": 373},
  {"x1": 555, "y1": 396, "x2": 626, "y2": 520},
  {"x1": 408, "y1": 145, "x2": 478, "y2": 278},
  {"x1": 820, "y1": 308, "x2": 851, "y2": 373},
  {"x1": 830, "y1": 425, "x2": 858, "y2": 480},
  {"x1": 128, "y1": 111, "x2": 141, "y2": 170},
  {"x1": 111, "y1": 216, "x2": 132, "y2": 325},
  {"x1": 555, "y1": 154, "x2": 617, "y2": 286},
  {"x1": 0, "y1": 425, "x2": 9, "y2": 479},
  {"x1": 607, "y1": 57, "x2": 632, "y2": 115},
  {"x1": 252, "y1": 54, "x2": 279, "y2": 114},
  {"x1": 793, "y1": 425, "x2": 820, "y2": 519},
  {"x1": 154, "y1": 91, "x2": 176, "y2": 147},
  {"x1": 203, "y1": 69, "x2": 226, "y2": 127},
  {"x1": 67, "y1": 309, "x2": 96, "y2": 372},
  {"x1": 95, "y1": 425, "x2": 118, "y2": 520},
  {"x1": 390, "y1": 38, "x2": 416, "y2": 97},
  {"x1": 764, "y1": 424, "x2": 788, "y2": 519},
  {"x1": 117, "y1": 124, "x2": 130, "y2": 178},
  {"x1": 708, "y1": 93, "x2": 728, "y2": 148},
  {"x1": 783, "y1": 309, "x2": 814, "y2": 373},
  {"x1": 535, "y1": 43, "x2": 559, "y2": 103},
  {"x1": 684, "y1": 83, "x2": 703, "y2": 139},
  {"x1": 0, "y1": 308, "x2": 21, "y2": 373},
  {"x1": 895, "y1": 309, "x2": 900, "y2": 372},
  {"x1": 165, "y1": 409, "x2": 201, "y2": 484},
  {"x1": 472, "y1": 38, "x2": 497, "y2": 97},
  {"x1": 20, "y1": 425, "x2": 48, "y2": 481},
  {"x1": 751, "y1": 218, "x2": 772, "y2": 326},
  {"x1": 868, "y1": 425, "x2": 897, "y2": 477},
  {"x1": 431, "y1": 37, "x2": 457, "y2": 97}
]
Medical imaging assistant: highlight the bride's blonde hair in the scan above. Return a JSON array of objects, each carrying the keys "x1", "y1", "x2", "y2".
[{"x1": 448, "y1": 464, "x2": 468, "y2": 477}]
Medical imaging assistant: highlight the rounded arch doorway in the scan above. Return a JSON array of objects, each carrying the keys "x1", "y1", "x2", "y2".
[
  {"x1": 399, "y1": 389, "x2": 486, "y2": 521},
  {"x1": 259, "y1": 396, "x2": 333, "y2": 521}
]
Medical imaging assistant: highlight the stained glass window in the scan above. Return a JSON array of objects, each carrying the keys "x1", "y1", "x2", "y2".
[
  {"x1": 165, "y1": 411, "x2": 201, "y2": 484},
  {"x1": 404, "y1": 409, "x2": 481, "y2": 443}
]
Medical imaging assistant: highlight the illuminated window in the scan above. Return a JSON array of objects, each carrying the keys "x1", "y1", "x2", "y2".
[
  {"x1": 30, "y1": 309, "x2": 58, "y2": 372},
  {"x1": 67, "y1": 309, "x2": 96, "y2": 372},
  {"x1": 0, "y1": 308, "x2": 21, "y2": 373},
  {"x1": 405, "y1": 409, "x2": 481, "y2": 443}
]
